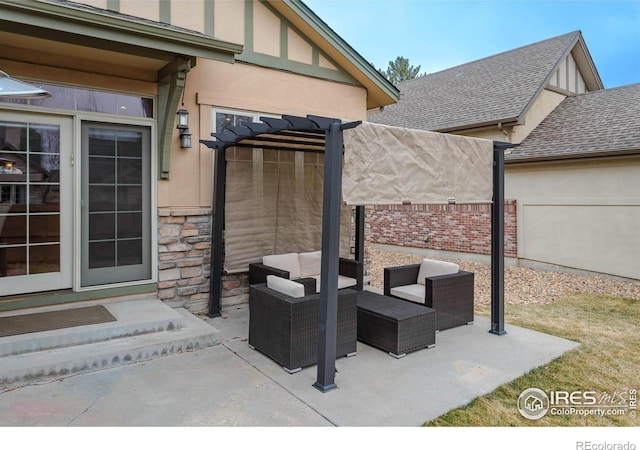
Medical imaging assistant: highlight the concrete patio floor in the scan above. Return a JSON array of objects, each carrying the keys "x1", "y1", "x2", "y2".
[{"x1": 0, "y1": 293, "x2": 580, "y2": 427}]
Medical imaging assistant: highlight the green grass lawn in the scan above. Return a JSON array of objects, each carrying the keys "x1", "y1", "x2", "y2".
[{"x1": 424, "y1": 293, "x2": 640, "y2": 426}]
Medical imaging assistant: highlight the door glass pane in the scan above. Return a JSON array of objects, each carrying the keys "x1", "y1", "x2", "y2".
[
  {"x1": 89, "y1": 241, "x2": 115, "y2": 268},
  {"x1": 117, "y1": 239, "x2": 142, "y2": 266},
  {"x1": 30, "y1": 244, "x2": 60, "y2": 274},
  {"x1": 86, "y1": 127, "x2": 146, "y2": 274},
  {"x1": 89, "y1": 213, "x2": 115, "y2": 240},
  {"x1": 0, "y1": 121, "x2": 61, "y2": 276},
  {"x1": 89, "y1": 157, "x2": 115, "y2": 183},
  {"x1": 2, "y1": 246, "x2": 27, "y2": 276},
  {"x1": 117, "y1": 212, "x2": 142, "y2": 239}
]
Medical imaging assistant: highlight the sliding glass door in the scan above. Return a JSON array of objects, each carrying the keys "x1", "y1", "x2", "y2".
[{"x1": 0, "y1": 114, "x2": 72, "y2": 295}]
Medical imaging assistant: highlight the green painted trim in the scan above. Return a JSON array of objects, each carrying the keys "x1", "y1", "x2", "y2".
[
  {"x1": 0, "y1": 283, "x2": 157, "y2": 312},
  {"x1": 157, "y1": 58, "x2": 191, "y2": 180},
  {"x1": 0, "y1": 0, "x2": 242, "y2": 62},
  {"x1": 237, "y1": 52, "x2": 358, "y2": 85},
  {"x1": 244, "y1": 0, "x2": 254, "y2": 53},
  {"x1": 205, "y1": 0, "x2": 214, "y2": 37},
  {"x1": 247, "y1": 1, "x2": 357, "y2": 86},
  {"x1": 282, "y1": 0, "x2": 399, "y2": 101},
  {"x1": 159, "y1": 0, "x2": 171, "y2": 24},
  {"x1": 106, "y1": 0, "x2": 119, "y2": 12},
  {"x1": 280, "y1": 17, "x2": 288, "y2": 60}
]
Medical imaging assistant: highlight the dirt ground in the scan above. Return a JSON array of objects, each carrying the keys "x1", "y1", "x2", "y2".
[{"x1": 367, "y1": 246, "x2": 640, "y2": 305}]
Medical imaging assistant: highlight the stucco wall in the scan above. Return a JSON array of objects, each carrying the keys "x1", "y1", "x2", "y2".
[
  {"x1": 505, "y1": 157, "x2": 640, "y2": 280},
  {"x1": 510, "y1": 89, "x2": 566, "y2": 144},
  {"x1": 157, "y1": 59, "x2": 367, "y2": 209}
]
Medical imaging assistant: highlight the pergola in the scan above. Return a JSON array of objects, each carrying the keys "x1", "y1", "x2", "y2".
[{"x1": 201, "y1": 114, "x2": 512, "y2": 392}]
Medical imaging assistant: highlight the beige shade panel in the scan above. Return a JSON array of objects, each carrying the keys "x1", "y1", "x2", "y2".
[
  {"x1": 342, "y1": 122, "x2": 494, "y2": 205},
  {"x1": 224, "y1": 148, "x2": 351, "y2": 273}
]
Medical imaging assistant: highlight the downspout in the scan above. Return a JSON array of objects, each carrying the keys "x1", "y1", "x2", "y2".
[{"x1": 497, "y1": 122, "x2": 511, "y2": 142}]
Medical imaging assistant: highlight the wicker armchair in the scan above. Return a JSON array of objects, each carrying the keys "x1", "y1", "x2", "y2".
[
  {"x1": 248, "y1": 283, "x2": 358, "y2": 373},
  {"x1": 384, "y1": 261, "x2": 474, "y2": 331}
]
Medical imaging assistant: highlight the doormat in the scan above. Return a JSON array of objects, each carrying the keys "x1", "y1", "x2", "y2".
[{"x1": 0, "y1": 305, "x2": 116, "y2": 338}]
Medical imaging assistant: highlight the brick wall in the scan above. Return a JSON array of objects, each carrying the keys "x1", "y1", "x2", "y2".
[{"x1": 367, "y1": 201, "x2": 517, "y2": 257}]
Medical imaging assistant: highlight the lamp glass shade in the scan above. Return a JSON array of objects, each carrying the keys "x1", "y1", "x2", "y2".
[
  {"x1": 180, "y1": 131, "x2": 192, "y2": 148},
  {"x1": 176, "y1": 109, "x2": 189, "y2": 129},
  {"x1": 0, "y1": 70, "x2": 52, "y2": 98}
]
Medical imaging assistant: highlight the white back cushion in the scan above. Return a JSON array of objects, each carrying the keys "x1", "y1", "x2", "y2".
[
  {"x1": 266, "y1": 275, "x2": 305, "y2": 298},
  {"x1": 417, "y1": 259, "x2": 460, "y2": 285},
  {"x1": 299, "y1": 251, "x2": 322, "y2": 278},
  {"x1": 263, "y1": 253, "x2": 301, "y2": 279}
]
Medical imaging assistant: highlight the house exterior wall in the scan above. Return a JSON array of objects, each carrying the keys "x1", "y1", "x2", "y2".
[
  {"x1": 509, "y1": 89, "x2": 566, "y2": 144},
  {"x1": 506, "y1": 157, "x2": 640, "y2": 280},
  {"x1": 1, "y1": 0, "x2": 376, "y2": 312}
]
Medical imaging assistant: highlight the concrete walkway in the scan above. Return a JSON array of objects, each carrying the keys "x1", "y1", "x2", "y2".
[{"x1": 0, "y1": 301, "x2": 580, "y2": 427}]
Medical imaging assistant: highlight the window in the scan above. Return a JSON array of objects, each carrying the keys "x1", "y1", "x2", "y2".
[{"x1": 0, "y1": 83, "x2": 154, "y2": 118}]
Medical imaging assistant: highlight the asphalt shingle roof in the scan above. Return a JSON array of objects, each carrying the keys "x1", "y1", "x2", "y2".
[
  {"x1": 369, "y1": 31, "x2": 581, "y2": 132},
  {"x1": 507, "y1": 83, "x2": 640, "y2": 161}
]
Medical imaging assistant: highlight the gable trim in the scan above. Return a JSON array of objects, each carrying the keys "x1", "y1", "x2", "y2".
[{"x1": 518, "y1": 32, "x2": 604, "y2": 127}]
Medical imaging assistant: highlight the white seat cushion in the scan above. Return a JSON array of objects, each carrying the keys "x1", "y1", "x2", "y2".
[
  {"x1": 299, "y1": 251, "x2": 322, "y2": 278},
  {"x1": 338, "y1": 275, "x2": 357, "y2": 290},
  {"x1": 416, "y1": 259, "x2": 459, "y2": 285},
  {"x1": 390, "y1": 284, "x2": 425, "y2": 304},
  {"x1": 263, "y1": 253, "x2": 301, "y2": 279},
  {"x1": 266, "y1": 275, "x2": 305, "y2": 298},
  {"x1": 308, "y1": 274, "x2": 357, "y2": 293}
]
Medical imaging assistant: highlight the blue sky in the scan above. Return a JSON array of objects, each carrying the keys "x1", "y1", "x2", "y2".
[{"x1": 303, "y1": 0, "x2": 640, "y2": 88}]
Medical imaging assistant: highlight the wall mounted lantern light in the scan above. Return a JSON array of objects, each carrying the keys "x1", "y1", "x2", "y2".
[
  {"x1": 176, "y1": 108, "x2": 192, "y2": 149},
  {"x1": 0, "y1": 70, "x2": 52, "y2": 98}
]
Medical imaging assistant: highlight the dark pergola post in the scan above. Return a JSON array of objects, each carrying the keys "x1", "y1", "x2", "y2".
[
  {"x1": 355, "y1": 205, "x2": 365, "y2": 263},
  {"x1": 313, "y1": 120, "x2": 343, "y2": 392},
  {"x1": 490, "y1": 142, "x2": 508, "y2": 335},
  {"x1": 208, "y1": 147, "x2": 226, "y2": 318}
]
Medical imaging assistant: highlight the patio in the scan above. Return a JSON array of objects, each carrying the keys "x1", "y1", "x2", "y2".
[
  {"x1": 206, "y1": 287, "x2": 579, "y2": 426},
  {"x1": 0, "y1": 291, "x2": 579, "y2": 426}
]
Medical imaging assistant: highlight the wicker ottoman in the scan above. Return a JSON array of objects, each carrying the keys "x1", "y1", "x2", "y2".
[{"x1": 356, "y1": 291, "x2": 436, "y2": 358}]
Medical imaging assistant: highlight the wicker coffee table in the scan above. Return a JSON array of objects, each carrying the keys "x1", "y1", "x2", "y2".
[{"x1": 356, "y1": 290, "x2": 436, "y2": 358}]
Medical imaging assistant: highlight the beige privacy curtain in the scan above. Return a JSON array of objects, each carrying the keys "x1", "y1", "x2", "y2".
[
  {"x1": 224, "y1": 148, "x2": 351, "y2": 273},
  {"x1": 342, "y1": 122, "x2": 494, "y2": 205}
]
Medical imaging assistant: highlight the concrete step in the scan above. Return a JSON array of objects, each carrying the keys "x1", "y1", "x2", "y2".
[{"x1": 0, "y1": 296, "x2": 220, "y2": 386}]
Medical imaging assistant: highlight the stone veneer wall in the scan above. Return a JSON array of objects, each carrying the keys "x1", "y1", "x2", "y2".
[
  {"x1": 366, "y1": 201, "x2": 517, "y2": 258},
  {"x1": 157, "y1": 208, "x2": 258, "y2": 313},
  {"x1": 157, "y1": 207, "x2": 371, "y2": 313},
  {"x1": 157, "y1": 208, "x2": 213, "y2": 313}
]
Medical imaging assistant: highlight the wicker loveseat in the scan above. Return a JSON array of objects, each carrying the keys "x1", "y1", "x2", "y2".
[
  {"x1": 249, "y1": 251, "x2": 363, "y2": 293},
  {"x1": 384, "y1": 259, "x2": 474, "y2": 331},
  {"x1": 248, "y1": 276, "x2": 358, "y2": 373}
]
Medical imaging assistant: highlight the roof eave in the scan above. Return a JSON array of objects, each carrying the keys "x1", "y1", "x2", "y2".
[
  {"x1": 434, "y1": 117, "x2": 520, "y2": 134},
  {"x1": 506, "y1": 148, "x2": 640, "y2": 164},
  {"x1": 0, "y1": 0, "x2": 243, "y2": 63}
]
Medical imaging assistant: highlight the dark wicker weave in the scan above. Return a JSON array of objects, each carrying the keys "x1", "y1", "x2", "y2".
[
  {"x1": 384, "y1": 264, "x2": 474, "y2": 331},
  {"x1": 248, "y1": 284, "x2": 358, "y2": 373},
  {"x1": 356, "y1": 290, "x2": 436, "y2": 358},
  {"x1": 249, "y1": 257, "x2": 364, "y2": 291}
]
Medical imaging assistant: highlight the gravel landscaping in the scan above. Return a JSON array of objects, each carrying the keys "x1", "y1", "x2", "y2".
[{"x1": 367, "y1": 246, "x2": 640, "y2": 306}]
